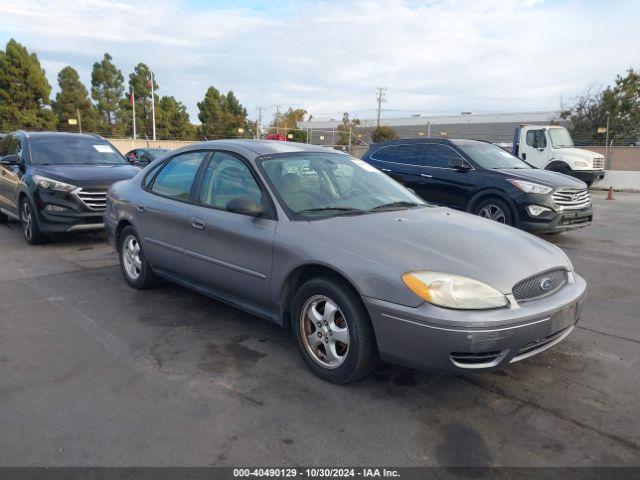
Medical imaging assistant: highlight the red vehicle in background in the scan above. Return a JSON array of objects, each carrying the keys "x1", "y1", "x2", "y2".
[{"x1": 264, "y1": 133, "x2": 287, "y2": 141}]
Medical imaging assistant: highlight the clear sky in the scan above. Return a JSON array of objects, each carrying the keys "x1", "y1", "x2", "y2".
[{"x1": 1, "y1": 0, "x2": 638, "y2": 123}]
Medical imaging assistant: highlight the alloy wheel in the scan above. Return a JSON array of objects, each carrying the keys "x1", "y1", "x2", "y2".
[
  {"x1": 122, "y1": 234, "x2": 142, "y2": 280},
  {"x1": 478, "y1": 204, "x2": 506, "y2": 223},
  {"x1": 21, "y1": 201, "x2": 33, "y2": 240},
  {"x1": 300, "y1": 295, "x2": 350, "y2": 369}
]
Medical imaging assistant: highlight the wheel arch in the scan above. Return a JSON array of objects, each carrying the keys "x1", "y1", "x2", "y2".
[
  {"x1": 114, "y1": 219, "x2": 135, "y2": 251},
  {"x1": 279, "y1": 263, "x2": 364, "y2": 332},
  {"x1": 546, "y1": 160, "x2": 571, "y2": 172},
  {"x1": 467, "y1": 188, "x2": 518, "y2": 218}
]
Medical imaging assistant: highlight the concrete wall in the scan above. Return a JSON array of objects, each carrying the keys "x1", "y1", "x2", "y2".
[
  {"x1": 593, "y1": 171, "x2": 640, "y2": 192},
  {"x1": 108, "y1": 138, "x2": 197, "y2": 154}
]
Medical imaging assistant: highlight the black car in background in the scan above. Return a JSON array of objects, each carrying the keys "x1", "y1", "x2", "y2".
[
  {"x1": 124, "y1": 147, "x2": 169, "y2": 167},
  {"x1": 0, "y1": 131, "x2": 139, "y2": 244},
  {"x1": 361, "y1": 138, "x2": 593, "y2": 233}
]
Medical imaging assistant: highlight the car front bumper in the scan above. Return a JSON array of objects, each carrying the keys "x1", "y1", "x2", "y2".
[
  {"x1": 364, "y1": 273, "x2": 586, "y2": 373},
  {"x1": 518, "y1": 208, "x2": 593, "y2": 234},
  {"x1": 33, "y1": 190, "x2": 105, "y2": 233}
]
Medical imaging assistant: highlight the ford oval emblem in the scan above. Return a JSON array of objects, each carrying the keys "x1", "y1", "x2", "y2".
[{"x1": 540, "y1": 277, "x2": 554, "y2": 291}]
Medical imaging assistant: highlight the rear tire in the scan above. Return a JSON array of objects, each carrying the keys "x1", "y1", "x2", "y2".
[
  {"x1": 20, "y1": 197, "x2": 48, "y2": 244},
  {"x1": 292, "y1": 276, "x2": 378, "y2": 384},
  {"x1": 118, "y1": 226, "x2": 158, "y2": 289},
  {"x1": 474, "y1": 197, "x2": 514, "y2": 226}
]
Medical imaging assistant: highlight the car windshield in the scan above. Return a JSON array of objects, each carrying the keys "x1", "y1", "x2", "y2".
[
  {"x1": 548, "y1": 128, "x2": 574, "y2": 148},
  {"x1": 29, "y1": 137, "x2": 126, "y2": 165},
  {"x1": 453, "y1": 140, "x2": 532, "y2": 169},
  {"x1": 260, "y1": 152, "x2": 427, "y2": 219},
  {"x1": 147, "y1": 149, "x2": 168, "y2": 159}
]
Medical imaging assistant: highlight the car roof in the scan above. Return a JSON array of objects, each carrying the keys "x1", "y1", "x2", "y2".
[
  {"x1": 370, "y1": 137, "x2": 453, "y2": 147},
  {"x1": 184, "y1": 139, "x2": 341, "y2": 157},
  {"x1": 15, "y1": 131, "x2": 105, "y2": 141}
]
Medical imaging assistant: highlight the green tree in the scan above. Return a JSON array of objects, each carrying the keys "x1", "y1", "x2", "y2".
[
  {"x1": 563, "y1": 69, "x2": 640, "y2": 144},
  {"x1": 0, "y1": 39, "x2": 56, "y2": 131},
  {"x1": 271, "y1": 107, "x2": 307, "y2": 141},
  {"x1": 124, "y1": 63, "x2": 158, "y2": 139},
  {"x1": 371, "y1": 125, "x2": 398, "y2": 143},
  {"x1": 156, "y1": 96, "x2": 195, "y2": 139},
  {"x1": 197, "y1": 87, "x2": 249, "y2": 139},
  {"x1": 52, "y1": 66, "x2": 98, "y2": 133},
  {"x1": 337, "y1": 112, "x2": 361, "y2": 146},
  {"x1": 91, "y1": 53, "x2": 124, "y2": 132}
]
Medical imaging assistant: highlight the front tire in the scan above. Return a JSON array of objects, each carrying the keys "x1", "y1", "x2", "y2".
[
  {"x1": 474, "y1": 197, "x2": 514, "y2": 226},
  {"x1": 20, "y1": 197, "x2": 48, "y2": 244},
  {"x1": 292, "y1": 276, "x2": 378, "y2": 384},
  {"x1": 118, "y1": 226, "x2": 158, "y2": 289}
]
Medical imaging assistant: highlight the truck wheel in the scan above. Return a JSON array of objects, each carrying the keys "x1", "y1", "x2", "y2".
[
  {"x1": 474, "y1": 197, "x2": 514, "y2": 226},
  {"x1": 292, "y1": 276, "x2": 378, "y2": 384}
]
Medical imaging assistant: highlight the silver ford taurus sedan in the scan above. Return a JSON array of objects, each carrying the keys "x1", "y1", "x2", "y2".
[{"x1": 105, "y1": 140, "x2": 586, "y2": 384}]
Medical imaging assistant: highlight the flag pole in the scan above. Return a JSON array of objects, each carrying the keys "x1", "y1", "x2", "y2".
[
  {"x1": 131, "y1": 90, "x2": 137, "y2": 140},
  {"x1": 150, "y1": 71, "x2": 156, "y2": 141}
]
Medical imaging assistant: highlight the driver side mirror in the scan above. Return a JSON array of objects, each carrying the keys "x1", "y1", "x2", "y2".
[
  {"x1": 126, "y1": 155, "x2": 139, "y2": 165},
  {"x1": 448, "y1": 157, "x2": 472, "y2": 171},
  {"x1": 226, "y1": 196, "x2": 265, "y2": 217},
  {"x1": 0, "y1": 154, "x2": 18, "y2": 165}
]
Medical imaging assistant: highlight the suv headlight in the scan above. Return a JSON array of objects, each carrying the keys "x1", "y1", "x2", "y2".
[
  {"x1": 508, "y1": 179, "x2": 552, "y2": 194},
  {"x1": 402, "y1": 271, "x2": 508, "y2": 310},
  {"x1": 33, "y1": 175, "x2": 77, "y2": 193}
]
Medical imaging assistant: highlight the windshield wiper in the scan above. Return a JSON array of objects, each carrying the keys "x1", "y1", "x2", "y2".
[
  {"x1": 294, "y1": 206, "x2": 366, "y2": 217},
  {"x1": 368, "y1": 201, "x2": 422, "y2": 212}
]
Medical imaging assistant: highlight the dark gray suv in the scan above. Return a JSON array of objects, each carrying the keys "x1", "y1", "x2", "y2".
[{"x1": 105, "y1": 140, "x2": 586, "y2": 384}]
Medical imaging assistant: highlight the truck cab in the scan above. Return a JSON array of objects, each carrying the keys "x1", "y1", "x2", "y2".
[{"x1": 512, "y1": 125, "x2": 606, "y2": 186}]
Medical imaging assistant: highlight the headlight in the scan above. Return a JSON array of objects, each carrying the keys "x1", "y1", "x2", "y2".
[
  {"x1": 33, "y1": 175, "x2": 77, "y2": 193},
  {"x1": 402, "y1": 271, "x2": 508, "y2": 310},
  {"x1": 508, "y1": 179, "x2": 552, "y2": 194},
  {"x1": 574, "y1": 160, "x2": 589, "y2": 168}
]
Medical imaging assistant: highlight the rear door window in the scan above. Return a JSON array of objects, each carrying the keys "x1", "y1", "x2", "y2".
[
  {"x1": 394, "y1": 144, "x2": 426, "y2": 166},
  {"x1": 371, "y1": 145, "x2": 397, "y2": 161},
  {"x1": 150, "y1": 151, "x2": 207, "y2": 201}
]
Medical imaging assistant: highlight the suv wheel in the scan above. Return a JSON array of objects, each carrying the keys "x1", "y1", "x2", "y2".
[
  {"x1": 292, "y1": 276, "x2": 378, "y2": 384},
  {"x1": 119, "y1": 226, "x2": 158, "y2": 289},
  {"x1": 20, "y1": 197, "x2": 47, "y2": 244},
  {"x1": 474, "y1": 197, "x2": 513, "y2": 225}
]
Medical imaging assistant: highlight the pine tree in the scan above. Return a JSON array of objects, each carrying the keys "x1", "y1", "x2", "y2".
[
  {"x1": 0, "y1": 39, "x2": 56, "y2": 131},
  {"x1": 197, "y1": 87, "x2": 248, "y2": 139},
  {"x1": 52, "y1": 66, "x2": 98, "y2": 133},
  {"x1": 91, "y1": 53, "x2": 124, "y2": 132},
  {"x1": 156, "y1": 96, "x2": 195, "y2": 139},
  {"x1": 125, "y1": 63, "x2": 158, "y2": 139}
]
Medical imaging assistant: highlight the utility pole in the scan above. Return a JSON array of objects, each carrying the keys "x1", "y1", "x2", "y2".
[
  {"x1": 273, "y1": 105, "x2": 282, "y2": 134},
  {"x1": 255, "y1": 107, "x2": 264, "y2": 139},
  {"x1": 76, "y1": 108, "x2": 82, "y2": 133},
  {"x1": 376, "y1": 87, "x2": 387, "y2": 127}
]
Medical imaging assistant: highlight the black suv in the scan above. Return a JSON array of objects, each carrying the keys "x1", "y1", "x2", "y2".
[
  {"x1": 0, "y1": 131, "x2": 139, "y2": 244},
  {"x1": 361, "y1": 138, "x2": 593, "y2": 233}
]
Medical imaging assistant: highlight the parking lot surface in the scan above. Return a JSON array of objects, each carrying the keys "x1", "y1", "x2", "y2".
[{"x1": 1, "y1": 190, "x2": 639, "y2": 467}]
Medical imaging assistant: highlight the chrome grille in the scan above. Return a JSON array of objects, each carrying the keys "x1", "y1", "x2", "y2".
[
  {"x1": 512, "y1": 268, "x2": 568, "y2": 302},
  {"x1": 76, "y1": 189, "x2": 107, "y2": 211},
  {"x1": 552, "y1": 188, "x2": 591, "y2": 211},
  {"x1": 593, "y1": 157, "x2": 604, "y2": 169}
]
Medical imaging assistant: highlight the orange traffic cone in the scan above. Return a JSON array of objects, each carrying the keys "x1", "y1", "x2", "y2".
[{"x1": 606, "y1": 186, "x2": 614, "y2": 200}]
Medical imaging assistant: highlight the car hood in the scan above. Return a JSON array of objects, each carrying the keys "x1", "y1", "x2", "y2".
[
  {"x1": 32, "y1": 164, "x2": 140, "y2": 188},
  {"x1": 499, "y1": 168, "x2": 586, "y2": 189},
  {"x1": 307, "y1": 206, "x2": 571, "y2": 295}
]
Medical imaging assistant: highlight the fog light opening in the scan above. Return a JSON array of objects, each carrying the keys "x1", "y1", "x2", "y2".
[
  {"x1": 527, "y1": 205, "x2": 552, "y2": 217},
  {"x1": 45, "y1": 204, "x2": 69, "y2": 214}
]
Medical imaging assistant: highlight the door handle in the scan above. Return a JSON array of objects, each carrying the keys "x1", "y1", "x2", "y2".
[
  {"x1": 135, "y1": 205, "x2": 145, "y2": 213},
  {"x1": 191, "y1": 218, "x2": 205, "y2": 230},
  {"x1": 380, "y1": 168, "x2": 392, "y2": 172},
  {"x1": 420, "y1": 173, "x2": 433, "y2": 178}
]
